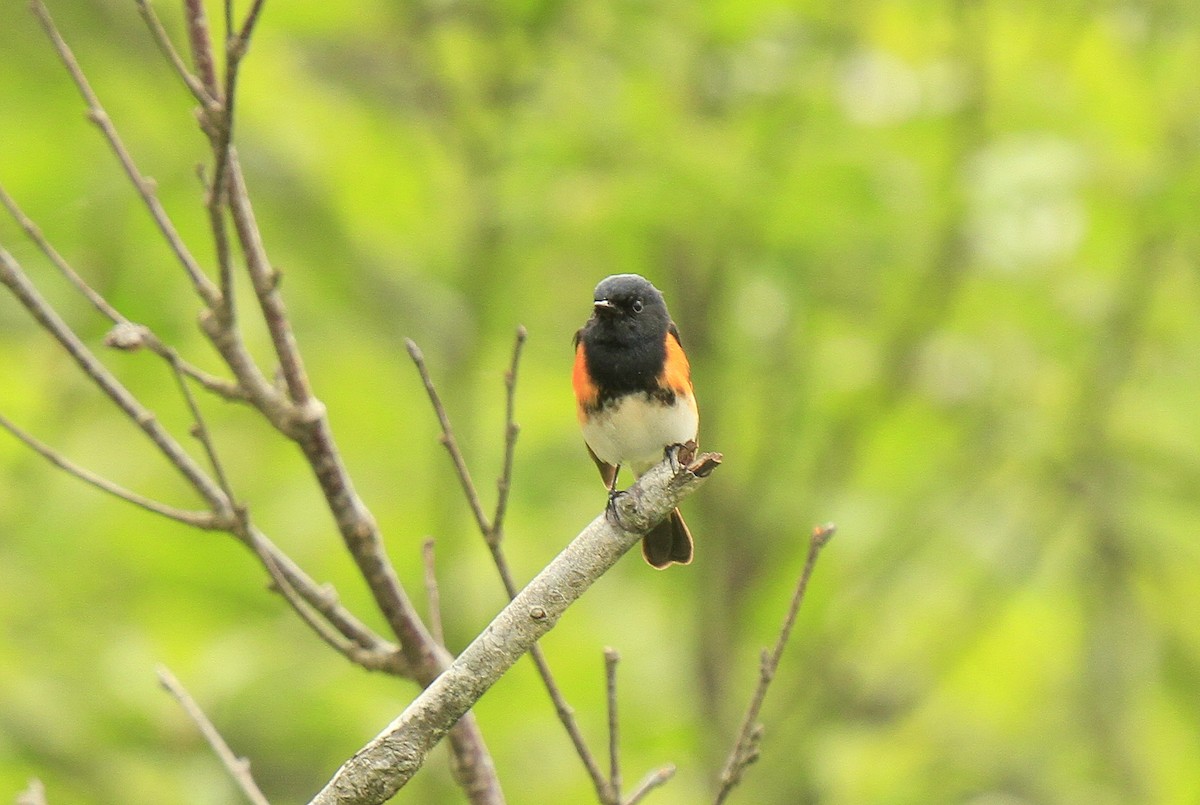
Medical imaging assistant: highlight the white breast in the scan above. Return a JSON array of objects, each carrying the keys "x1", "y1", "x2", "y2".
[{"x1": 582, "y1": 393, "x2": 699, "y2": 476}]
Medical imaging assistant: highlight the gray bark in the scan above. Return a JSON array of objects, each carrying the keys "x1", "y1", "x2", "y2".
[{"x1": 310, "y1": 450, "x2": 720, "y2": 804}]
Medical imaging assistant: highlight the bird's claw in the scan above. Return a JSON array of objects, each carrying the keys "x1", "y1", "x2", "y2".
[
  {"x1": 605, "y1": 487, "x2": 629, "y2": 527},
  {"x1": 664, "y1": 440, "x2": 698, "y2": 472}
]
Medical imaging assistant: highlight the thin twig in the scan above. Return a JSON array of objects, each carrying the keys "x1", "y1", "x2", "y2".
[
  {"x1": 23, "y1": 4, "x2": 497, "y2": 795},
  {"x1": 157, "y1": 351, "x2": 248, "y2": 402},
  {"x1": 529, "y1": 646, "x2": 613, "y2": 801},
  {"x1": 208, "y1": 0, "x2": 267, "y2": 239},
  {"x1": 175, "y1": 0, "x2": 237, "y2": 316},
  {"x1": 0, "y1": 335, "x2": 397, "y2": 673},
  {"x1": 223, "y1": 0, "x2": 235, "y2": 47},
  {"x1": 29, "y1": 0, "x2": 220, "y2": 307},
  {"x1": 0, "y1": 183, "x2": 247, "y2": 402},
  {"x1": 0, "y1": 411, "x2": 219, "y2": 528},
  {"x1": 182, "y1": 0, "x2": 220, "y2": 99},
  {"x1": 241, "y1": 526, "x2": 407, "y2": 674},
  {"x1": 246, "y1": 527, "x2": 409, "y2": 675},
  {"x1": 624, "y1": 766, "x2": 676, "y2": 805},
  {"x1": 0, "y1": 247, "x2": 228, "y2": 512},
  {"x1": 224, "y1": 155, "x2": 310, "y2": 406},
  {"x1": 0, "y1": 215, "x2": 399, "y2": 673},
  {"x1": 134, "y1": 0, "x2": 215, "y2": 106},
  {"x1": 208, "y1": 171, "x2": 238, "y2": 324},
  {"x1": 311, "y1": 452, "x2": 720, "y2": 804},
  {"x1": 490, "y1": 325, "x2": 526, "y2": 542},
  {"x1": 405, "y1": 338, "x2": 490, "y2": 534},
  {"x1": 164, "y1": 349, "x2": 236, "y2": 501},
  {"x1": 158, "y1": 344, "x2": 349, "y2": 664},
  {"x1": 236, "y1": 0, "x2": 269, "y2": 42},
  {"x1": 422, "y1": 538, "x2": 446, "y2": 648},
  {"x1": 157, "y1": 665, "x2": 271, "y2": 805},
  {"x1": 713, "y1": 524, "x2": 836, "y2": 805},
  {"x1": 407, "y1": 333, "x2": 616, "y2": 803},
  {"x1": 0, "y1": 183, "x2": 121, "y2": 322},
  {"x1": 604, "y1": 647, "x2": 622, "y2": 801}
]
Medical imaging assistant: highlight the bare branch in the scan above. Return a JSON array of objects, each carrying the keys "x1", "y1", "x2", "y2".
[
  {"x1": 158, "y1": 0, "x2": 235, "y2": 317},
  {"x1": 0, "y1": 247, "x2": 229, "y2": 513},
  {"x1": 134, "y1": 0, "x2": 216, "y2": 107},
  {"x1": 0, "y1": 183, "x2": 121, "y2": 322},
  {"x1": 408, "y1": 333, "x2": 615, "y2": 801},
  {"x1": 235, "y1": 0, "x2": 269, "y2": 43},
  {"x1": 182, "y1": 0, "x2": 220, "y2": 100},
  {"x1": 310, "y1": 448, "x2": 721, "y2": 804},
  {"x1": 623, "y1": 766, "x2": 676, "y2": 805},
  {"x1": 0, "y1": 183, "x2": 247, "y2": 403},
  {"x1": 0, "y1": 239, "x2": 398, "y2": 674},
  {"x1": 605, "y1": 648, "x2": 622, "y2": 801},
  {"x1": 713, "y1": 523, "x2": 836, "y2": 805},
  {"x1": 405, "y1": 338, "x2": 490, "y2": 534},
  {"x1": 224, "y1": 156, "x2": 311, "y2": 405},
  {"x1": 208, "y1": 0, "x2": 268, "y2": 249},
  {"x1": 239, "y1": 526, "x2": 408, "y2": 675},
  {"x1": 18, "y1": 3, "x2": 501, "y2": 799},
  {"x1": 491, "y1": 325, "x2": 526, "y2": 540},
  {"x1": 160, "y1": 354, "x2": 406, "y2": 673},
  {"x1": 164, "y1": 348, "x2": 236, "y2": 501},
  {"x1": 0, "y1": 411, "x2": 219, "y2": 529},
  {"x1": 246, "y1": 527, "x2": 409, "y2": 675},
  {"x1": 157, "y1": 665, "x2": 271, "y2": 805},
  {"x1": 29, "y1": 0, "x2": 220, "y2": 308}
]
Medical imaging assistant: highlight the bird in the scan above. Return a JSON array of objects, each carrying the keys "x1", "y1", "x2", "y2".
[{"x1": 572, "y1": 273, "x2": 699, "y2": 568}]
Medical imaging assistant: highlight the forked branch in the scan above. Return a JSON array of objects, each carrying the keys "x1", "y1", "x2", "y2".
[
  {"x1": 29, "y1": 0, "x2": 219, "y2": 306},
  {"x1": 713, "y1": 523, "x2": 836, "y2": 805},
  {"x1": 408, "y1": 331, "x2": 622, "y2": 804},
  {"x1": 312, "y1": 447, "x2": 722, "y2": 805}
]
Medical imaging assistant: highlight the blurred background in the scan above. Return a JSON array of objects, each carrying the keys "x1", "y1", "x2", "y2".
[{"x1": 2, "y1": 0, "x2": 1199, "y2": 803}]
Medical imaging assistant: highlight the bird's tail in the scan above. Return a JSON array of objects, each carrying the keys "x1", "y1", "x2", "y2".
[{"x1": 641, "y1": 508, "x2": 694, "y2": 569}]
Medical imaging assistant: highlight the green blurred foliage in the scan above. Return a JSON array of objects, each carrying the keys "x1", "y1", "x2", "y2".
[{"x1": 2, "y1": 0, "x2": 1200, "y2": 802}]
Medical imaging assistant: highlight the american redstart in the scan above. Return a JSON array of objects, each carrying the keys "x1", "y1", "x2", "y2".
[{"x1": 572, "y1": 274, "x2": 698, "y2": 568}]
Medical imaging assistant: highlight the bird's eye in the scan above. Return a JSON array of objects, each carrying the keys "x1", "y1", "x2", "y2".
[{"x1": 632, "y1": 299, "x2": 644, "y2": 313}]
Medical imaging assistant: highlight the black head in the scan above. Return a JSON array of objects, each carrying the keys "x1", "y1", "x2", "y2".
[
  {"x1": 576, "y1": 274, "x2": 679, "y2": 397},
  {"x1": 585, "y1": 274, "x2": 671, "y2": 345}
]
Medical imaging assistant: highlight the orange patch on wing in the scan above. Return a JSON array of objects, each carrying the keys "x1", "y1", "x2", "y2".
[
  {"x1": 572, "y1": 342, "x2": 599, "y2": 422},
  {"x1": 660, "y1": 332, "x2": 693, "y2": 398}
]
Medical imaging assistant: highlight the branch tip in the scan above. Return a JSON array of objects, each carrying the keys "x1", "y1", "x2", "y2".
[
  {"x1": 713, "y1": 519, "x2": 833, "y2": 804},
  {"x1": 812, "y1": 522, "x2": 837, "y2": 547},
  {"x1": 404, "y1": 337, "x2": 423, "y2": 362},
  {"x1": 157, "y1": 664, "x2": 271, "y2": 805},
  {"x1": 689, "y1": 451, "x2": 723, "y2": 478}
]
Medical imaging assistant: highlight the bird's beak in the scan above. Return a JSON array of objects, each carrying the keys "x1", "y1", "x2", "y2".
[{"x1": 593, "y1": 299, "x2": 616, "y2": 313}]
